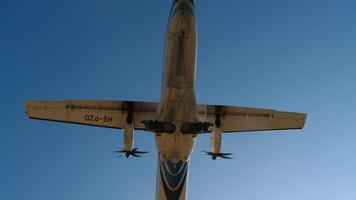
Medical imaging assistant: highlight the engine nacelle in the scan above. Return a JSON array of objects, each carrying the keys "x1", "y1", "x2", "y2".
[
  {"x1": 211, "y1": 126, "x2": 222, "y2": 154},
  {"x1": 204, "y1": 126, "x2": 232, "y2": 160},
  {"x1": 123, "y1": 122, "x2": 134, "y2": 152},
  {"x1": 113, "y1": 104, "x2": 148, "y2": 158}
]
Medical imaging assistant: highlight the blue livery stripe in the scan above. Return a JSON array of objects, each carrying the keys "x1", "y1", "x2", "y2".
[{"x1": 159, "y1": 158, "x2": 188, "y2": 200}]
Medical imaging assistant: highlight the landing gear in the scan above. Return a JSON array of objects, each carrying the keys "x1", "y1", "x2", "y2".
[
  {"x1": 180, "y1": 122, "x2": 214, "y2": 134},
  {"x1": 141, "y1": 120, "x2": 176, "y2": 133}
]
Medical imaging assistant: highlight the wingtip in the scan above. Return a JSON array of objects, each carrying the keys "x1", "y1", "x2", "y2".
[
  {"x1": 301, "y1": 113, "x2": 307, "y2": 129},
  {"x1": 24, "y1": 101, "x2": 30, "y2": 116}
]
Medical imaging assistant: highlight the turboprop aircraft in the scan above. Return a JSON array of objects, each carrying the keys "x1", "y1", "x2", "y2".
[{"x1": 25, "y1": 0, "x2": 307, "y2": 199}]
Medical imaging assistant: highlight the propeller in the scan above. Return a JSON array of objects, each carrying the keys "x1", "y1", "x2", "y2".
[
  {"x1": 203, "y1": 151, "x2": 233, "y2": 160},
  {"x1": 113, "y1": 148, "x2": 149, "y2": 158}
]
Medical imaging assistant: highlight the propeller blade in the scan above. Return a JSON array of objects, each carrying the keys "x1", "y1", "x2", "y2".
[
  {"x1": 220, "y1": 153, "x2": 232, "y2": 156},
  {"x1": 112, "y1": 150, "x2": 126, "y2": 153},
  {"x1": 112, "y1": 148, "x2": 148, "y2": 158},
  {"x1": 203, "y1": 151, "x2": 233, "y2": 160},
  {"x1": 132, "y1": 148, "x2": 149, "y2": 154},
  {"x1": 219, "y1": 155, "x2": 233, "y2": 159},
  {"x1": 131, "y1": 153, "x2": 141, "y2": 157},
  {"x1": 134, "y1": 150, "x2": 149, "y2": 154}
]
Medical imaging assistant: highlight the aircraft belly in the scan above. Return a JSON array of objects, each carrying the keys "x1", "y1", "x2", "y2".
[
  {"x1": 163, "y1": 2, "x2": 197, "y2": 90},
  {"x1": 156, "y1": 1, "x2": 197, "y2": 199},
  {"x1": 159, "y1": 0, "x2": 198, "y2": 124},
  {"x1": 155, "y1": 132, "x2": 196, "y2": 161}
]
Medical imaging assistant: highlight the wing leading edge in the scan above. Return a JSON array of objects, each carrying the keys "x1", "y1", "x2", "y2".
[
  {"x1": 25, "y1": 100, "x2": 158, "y2": 130},
  {"x1": 197, "y1": 104, "x2": 306, "y2": 133}
]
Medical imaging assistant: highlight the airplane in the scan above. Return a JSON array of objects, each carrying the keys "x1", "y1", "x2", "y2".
[{"x1": 25, "y1": 0, "x2": 307, "y2": 199}]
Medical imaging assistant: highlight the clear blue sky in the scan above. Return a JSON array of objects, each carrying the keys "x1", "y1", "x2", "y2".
[{"x1": 1, "y1": 0, "x2": 356, "y2": 199}]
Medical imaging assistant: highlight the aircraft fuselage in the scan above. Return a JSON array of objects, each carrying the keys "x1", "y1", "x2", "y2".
[{"x1": 155, "y1": 0, "x2": 197, "y2": 199}]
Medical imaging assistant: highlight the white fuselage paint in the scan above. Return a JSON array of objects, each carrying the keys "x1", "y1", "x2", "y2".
[{"x1": 155, "y1": 0, "x2": 197, "y2": 199}]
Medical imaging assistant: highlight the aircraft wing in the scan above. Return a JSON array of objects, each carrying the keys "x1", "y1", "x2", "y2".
[
  {"x1": 197, "y1": 104, "x2": 306, "y2": 133},
  {"x1": 25, "y1": 100, "x2": 158, "y2": 130}
]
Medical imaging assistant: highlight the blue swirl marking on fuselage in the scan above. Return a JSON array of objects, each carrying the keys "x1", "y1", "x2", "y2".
[{"x1": 160, "y1": 158, "x2": 188, "y2": 200}]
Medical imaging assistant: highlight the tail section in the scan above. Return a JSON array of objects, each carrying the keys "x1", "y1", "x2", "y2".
[{"x1": 156, "y1": 155, "x2": 189, "y2": 200}]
